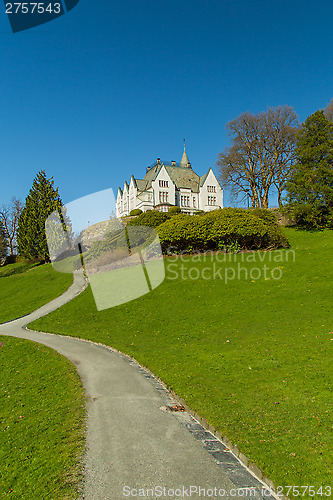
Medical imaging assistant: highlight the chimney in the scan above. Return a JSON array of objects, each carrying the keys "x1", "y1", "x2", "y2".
[
  {"x1": 171, "y1": 160, "x2": 176, "y2": 166},
  {"x1": 146, "y1": 166, "x2": 151, "y2": 173},
  {"x1": 157, "y1": 158, "x2": 161, "y2": 165}
]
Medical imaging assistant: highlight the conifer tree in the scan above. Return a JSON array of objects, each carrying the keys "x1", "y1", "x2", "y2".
[
  {"x1": 286, "y1": 110, "x2": 333, "y2": 227},
  {"x1": 17, "y1": 171, "x2": 63, "y2": 260}
]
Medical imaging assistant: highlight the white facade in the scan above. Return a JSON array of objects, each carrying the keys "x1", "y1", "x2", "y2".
[{"x1": 116, "y1": 148, "x2": 223, "y2": 217}]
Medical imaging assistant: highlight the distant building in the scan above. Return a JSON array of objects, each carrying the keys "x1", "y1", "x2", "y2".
[{"x1": 116, "y1": 147, "x2": 223, "y2": 217}]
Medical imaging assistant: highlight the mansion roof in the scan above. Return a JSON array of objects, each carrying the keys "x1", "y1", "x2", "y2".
[{"x1": 118, "y1": 147, "x2": 215, "y2": 195}]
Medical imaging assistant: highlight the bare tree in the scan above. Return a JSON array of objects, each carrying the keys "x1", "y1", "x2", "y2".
[
  {"x1": 0, "y1": 198, "x2": 24, "y2": 256},
  {"x1": 216, "y1": 106, "x2": 299, "y2": 208},
  {"x1": 323, "y1": 98, "x2": 333, "y2": 121},
  {"x1": 0, "y1": 222, "x2": 8, "y2": 263},
  {"x1": 265, "y1": 107, "x2": 299, "y2": 207}
]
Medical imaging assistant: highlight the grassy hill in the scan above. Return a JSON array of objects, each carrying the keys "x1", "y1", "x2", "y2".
[
  {"x1": 0, "y1": 263, "x2": 85, "y2": 499},
  {"x1": 0, "y1": 263, "x2": 73, "y2": 324},
  {"x1": 29, "y1": 228, "x2": 333, "y2": 495}
]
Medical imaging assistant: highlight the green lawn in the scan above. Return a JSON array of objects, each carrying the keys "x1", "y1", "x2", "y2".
[
  {"x1": 29, "y1": 228, "x2": 333, "y2": 495},
  {"x1": 0, "y1": 336, "x2": 86, "y2": 499},
  {"x1": 0, "y1": 261, "x2": 40, "y2": 278},
  {"x1": 0, "y1": 263, "x2": 85, "y2": 498},
  {"x1": 0, "y1": 263, "x2": 73, "y2": 324}
]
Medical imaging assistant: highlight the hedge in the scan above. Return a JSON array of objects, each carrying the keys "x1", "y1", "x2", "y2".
[
  {"x1": 129, "y1": 209, "x2": 143, "y2": 216},
  {"x1": 168, "y1": 206, "x2": 181, "y2": 214},
  {"x1": 156, "y1": 208, "x2": 289, "y2": 253},
  {"x1": 127, "y1": 210, "x2": 171, "y2": 228}
]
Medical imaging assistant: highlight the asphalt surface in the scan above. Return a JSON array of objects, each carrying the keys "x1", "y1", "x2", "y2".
[{"x1": 0, "y1": 272, "x2": 275, "y2": 500}]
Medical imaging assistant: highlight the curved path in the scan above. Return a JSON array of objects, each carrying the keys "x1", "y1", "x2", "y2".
[{"x1": 0, "y1": 273, "x2": 272, "y2": 500}]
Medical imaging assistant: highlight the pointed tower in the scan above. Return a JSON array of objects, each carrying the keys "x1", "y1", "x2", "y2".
[{"x1": 180, "y1": 142, "x2": 191, "y2": 168}]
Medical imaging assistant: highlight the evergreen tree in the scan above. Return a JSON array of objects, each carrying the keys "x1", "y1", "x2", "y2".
[
  {"x1": 286, "y1": 110, "x2": 333, "y2": 227},
  {"x1": 17, "y1": 171, "x2": 63, "y2": 260}
]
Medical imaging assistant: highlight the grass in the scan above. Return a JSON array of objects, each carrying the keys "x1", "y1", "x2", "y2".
[
  {"x1": 0, "y1": 261, "x2": 41, "y2": 278},
  {"x1": 0, "y1": 336, "x2": 86, "y2": 499},
  {"x1": 29, "y1": 228, "x2": 333, "y2": 495},
  {"x1": 0, "y1": 263, "x2": 73, "y2": 324}
]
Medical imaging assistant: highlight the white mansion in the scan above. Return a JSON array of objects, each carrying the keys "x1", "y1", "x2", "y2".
[{"x1": 116, "y1": 147, "x2": 223, "y2": 217}]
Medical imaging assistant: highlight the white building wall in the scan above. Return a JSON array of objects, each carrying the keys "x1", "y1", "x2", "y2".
[
  {"x1": 151, "y1": 166, "x2": 175, "y2": 207},
  {"x1": 129, "y1": 178, "x2": 137, "y2": 213},
  {"x1": 199, "y1": 169, "x2": 223, "y2": 211}
]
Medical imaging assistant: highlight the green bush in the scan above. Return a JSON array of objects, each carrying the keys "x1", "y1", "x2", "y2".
[
  {"x1": 292, "y1": 203, "x2": 333, "y2": 229},
  {"x1": 129, "y1": 209, "x2": 143, "y2": 216},
  {"x1": 157, "y1": 208, "x2": 289, "y2": 253},
  {"x1": 127, "y1": 210, "x2": 171, "y2": 228},
  {"x1": 168, "y1": 206, "x2": 181, "y2": 214},
  {"x1": 251, "y1": 208, "x2": 278, "y2": 225}
]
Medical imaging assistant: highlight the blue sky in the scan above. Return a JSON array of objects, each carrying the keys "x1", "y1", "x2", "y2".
[{"x1": 0, "y1": 0, "x2": 333, "y2": 208}]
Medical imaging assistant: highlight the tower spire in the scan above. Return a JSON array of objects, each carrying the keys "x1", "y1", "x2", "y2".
[{"x1": 180, "y1": 139, "x2": 191, "y2": 168}]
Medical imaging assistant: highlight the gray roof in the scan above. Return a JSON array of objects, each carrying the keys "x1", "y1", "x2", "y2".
[
  {"x1": 135, "y1": 179, "x2": 151, "y2": 191},
  {"x1": 199, "y1": 168, "x2": 213, "y2": 187},
  {"x1": 164, "y1": 165, "x2": 200, "y2": 192},
  {"x1": 139, "y1": 162, "x2": 200, "y2": 192}
]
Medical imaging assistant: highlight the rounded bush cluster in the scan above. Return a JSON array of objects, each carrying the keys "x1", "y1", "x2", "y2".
[
  {"x1": 168, "y1": 206, "x2": 181, "y2": 214},
  {"x1": 129, "y1": 209, "x2": 143, "y2": 216},
  {"x1": 127, "y1": 210, "x2": 171, "y2": 228},
  {"x1": 156, "y1": 208, "x2": 289, "y2": 253}
]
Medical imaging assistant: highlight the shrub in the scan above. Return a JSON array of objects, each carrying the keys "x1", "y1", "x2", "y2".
[
  {"x1": 168, "y1": 206, "x2": 181, "y2": 214},
  {"x1": 291, "y1": 203, "x2": 333, "y2": 229},
  {"x1": 129, "y1": 209, "x2": 143, "y2": 216},
  {"x1": 251, "y1": 208, "x2": 278, "y2": 225},
  {"x1": 157, "y1": 208, "x2": 289, "y2": 253},
  {"x1": 127, "y1": 210, "x2": 171, "y2": 228}
]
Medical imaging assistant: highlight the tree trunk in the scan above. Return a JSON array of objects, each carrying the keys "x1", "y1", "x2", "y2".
[
  {"x1": 261, "y1": 192, "x2": 269, "y2": 209},
  {"x1": 277, "y1": 189, "x2": 282, "y2": 208}
]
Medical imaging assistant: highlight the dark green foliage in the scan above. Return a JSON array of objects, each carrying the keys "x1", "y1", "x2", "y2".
[
  {"x1": 286, "y1": 110, "x2": 333, "y2": 228},
  {"x1": 157, "y1": 208, "x2": 289, "y2": 252},
  {"x1": 129, "y1": 208, "x2": 143, "y2": 216},
  {"x1": 292, "y1": 203, "x2": 333, "y2": 229},
  {"x1": 17, "y1": 171, "x2": 63, "y2": 260},
  {"x1": 168, "y1": 206, "x2": 181, "y2": 214},
  {"x1": 127, "y1": 210, "x2": 171, "y2": 228}
]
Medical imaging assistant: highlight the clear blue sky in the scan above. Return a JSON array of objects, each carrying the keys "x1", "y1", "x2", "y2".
[{"x1": 0, "y1": 0, "x2": 332, "y2": 208}]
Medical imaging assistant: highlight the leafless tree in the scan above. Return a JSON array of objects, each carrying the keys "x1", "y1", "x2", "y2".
[
  {"x1": 0, "y1": 198, "x2": 24, "y2": 256},
  {"x1": 216, "y1": 106, "x2": 299, "y2": 208},
  {"x1": 266, "y1": 107, "x2": 299, "y2": 207},
  {"x1": 323, "y1": 98, "x2": 333, "y2": 121}
]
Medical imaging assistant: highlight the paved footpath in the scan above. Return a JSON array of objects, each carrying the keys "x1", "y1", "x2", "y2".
[{"x1": 0, "y1": 273, "x2": 275, "y2": 500}]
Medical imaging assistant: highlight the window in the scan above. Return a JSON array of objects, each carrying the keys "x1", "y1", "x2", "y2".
[
  {"x1": 193, "y1": 197, "x2": 196, "y2": 208},
  {"x1": 208, "y1": 196, "x2": 216, "y2": 206},
  {"x1": 181, "y1": 195, "x2": 190, "y2": 207},
  {"x1": 159, "y1": 180, "x2": 169, "y2": 188},
  {"x1": 207, "y1": 185, "x2": 216, "y2": 193},
  {"x1": 159, "y1": 191, "x2": 168, "y2": 203}
]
